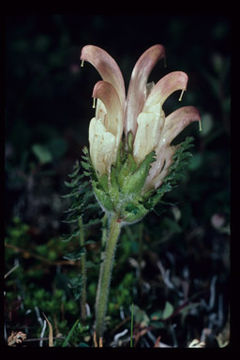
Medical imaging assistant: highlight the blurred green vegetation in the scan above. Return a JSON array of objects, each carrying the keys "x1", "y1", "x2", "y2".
[{"x1": 5, "y1": 15, "x2": 230, "y2": 347}]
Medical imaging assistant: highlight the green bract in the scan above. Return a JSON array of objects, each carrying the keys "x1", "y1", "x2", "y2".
[{"x1": 84, "y1": 135, "x2": 194, "y2": 225}]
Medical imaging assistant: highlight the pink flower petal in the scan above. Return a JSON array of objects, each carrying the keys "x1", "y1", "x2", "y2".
[
  {"x1": 159, "y1": 106, "x2": 201, "y2": 147},
  {"x1": 145, "y1": 106, "x2": 200, "y2": 190},
  {"x1": 124, "y1": 44, "x2": 166, "y2": 137},
  {"x1": 144, "y1": 71, "x2": 188, "y2": 110},
  {"x1": 80, "y1": 45, "x2": 125, "y2": 107},
  {"x1": 92, "y1": 80, "x2": 123, "y2": 145},
  {"x1": 152, "y1": 146, "x2": 176, "y2": 189},
  {"x1": 144, "y1": 145, "x2": 176, "y2": 191}
]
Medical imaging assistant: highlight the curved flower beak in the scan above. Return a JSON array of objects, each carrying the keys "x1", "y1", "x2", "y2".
[
  {"x1": 143, "y1": 71, "x2": 188, "y2": 111},
  {"x1": 124, "y1": 44, "x2": 166, "y2": 137},
  {"x1": 80, "y1": 45, "x2": 126, "y2": 108},
  {"x1": 159, "y1": 106, "x2": 201, "y2": 147}
]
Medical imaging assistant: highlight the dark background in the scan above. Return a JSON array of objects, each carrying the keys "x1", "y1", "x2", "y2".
[{"x1": 5, "y1": 14, "x2": 230, "y2": 347}]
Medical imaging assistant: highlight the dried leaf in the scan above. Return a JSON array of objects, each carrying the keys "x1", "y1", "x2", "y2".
[
  {"x1": 188, "y1": 339, "x2": 205, "y2": 348},
  {"x1": 43, "y1": 313, "x2": 54, "y2": 347},
  {"x1": 8, "y1": 331, "x2": 27, "y2": 346}
]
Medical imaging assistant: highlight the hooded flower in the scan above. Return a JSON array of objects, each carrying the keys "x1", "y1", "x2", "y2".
[{"x1": 80, "y1": 44, "x2": 200, "y2": 223}]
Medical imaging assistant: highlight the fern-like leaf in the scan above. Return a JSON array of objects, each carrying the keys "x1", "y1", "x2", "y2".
[{"x1": 62, "y1": 152, "x2": 102, "y2": 243}]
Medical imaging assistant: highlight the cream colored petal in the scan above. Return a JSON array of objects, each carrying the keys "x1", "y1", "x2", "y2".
[
  {"x1": 89, "y1": 118, "x2": 116, "y2": 176},
  {"x1": 95, "y1": 98, "x2": 107, "y2": 124},
  {"x1": 133, "y1": 109, "x2": 165, "y2": 164}
]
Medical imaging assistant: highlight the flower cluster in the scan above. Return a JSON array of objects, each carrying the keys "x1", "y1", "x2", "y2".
[{"x1": 80, "y1": 44, "x2": 200, "y2": 224}]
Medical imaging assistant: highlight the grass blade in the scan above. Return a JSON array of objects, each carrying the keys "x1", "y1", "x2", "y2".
[{"x1": 62, "y1": 319, "x2": 79, "y2": 347}]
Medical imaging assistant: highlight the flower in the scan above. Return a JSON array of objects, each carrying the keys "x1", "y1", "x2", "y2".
[{"x1": 80, "y1": 44, "x2": 201, "y2": 223}]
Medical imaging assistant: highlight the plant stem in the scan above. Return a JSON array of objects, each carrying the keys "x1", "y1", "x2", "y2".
[
  {"x1": 101, "y1": 213, "x2": 108, "y2": 248},
  {"x1": 95, "y1": 213, "x2": 122, "y2": 340},
  {"x1": 79, "y1": 216, "x2": 87, "y2": 321}
]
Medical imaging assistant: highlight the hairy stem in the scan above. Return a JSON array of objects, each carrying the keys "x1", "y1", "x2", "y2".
[{"x1": 95, "y1": 213, "x2": 122, "y2": 340}]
